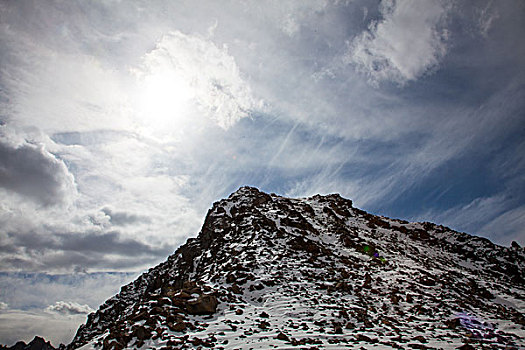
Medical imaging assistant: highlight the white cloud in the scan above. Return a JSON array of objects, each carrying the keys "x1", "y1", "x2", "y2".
[
  {"x1": 276, "y1": 1, "x2": 328, "y2": 37},
  {"x1": 0, "y1": 310, "x2": 86, "y2": 347},
  {"x1": 133, "y1": 31, "x2": 261, "y2": 132},
  {"x1": 0, "y1": 39, "x2": 133, "y2": 134},
  {"x1": 46, "y1": 301, "x2": 94, "y2": 315},
  {"x1": 346, "y1": 0, "x2": 450, "y2": 84}
]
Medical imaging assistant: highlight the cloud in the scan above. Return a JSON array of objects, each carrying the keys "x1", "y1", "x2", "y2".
[
  {"x1": 0, "y1": 228, "x2": 173, "y2": 272},
  {"x1": 0, "y1": 310, "x2": 86, "y2": 347},
  {"x1": 45, "y1": 301, "x2": 94, "y2": 315},
  {"x1": 476, "y1": 1, "x2": 499, "y2": 38},
  {"x1": 0, "y1": 127, "x2": 205, "y2": 273},
  {"x1": 346, "y1": 0, "x2": 450, "y2": 84},
  {"x1": 0, "y1": 2, "x2": 524, "y2": 345},
  {"x1": 480, "y1": 205, "x2": 525, "y2": 246},
  {"x1": 133, "y1": 31, "x2": 261, "y2": 131},
  {"x1": 416, "y1": 195, "x2": 525, "y2": 246},
  {"x1": 55, "y1": 231, "x2": 170, "y2": 256},
  {"x1": 101, "y1": 207, "x2": 151, "y2": 226},
  {"x1": 0, "y1": 271, "x2": 136, "y2": 346},
  {"x1": 0, "y1": 272, "x2": 136, "y2": 311},
  {"x1": 0, "y1": 130, "x2": 76, "y2": 206}
]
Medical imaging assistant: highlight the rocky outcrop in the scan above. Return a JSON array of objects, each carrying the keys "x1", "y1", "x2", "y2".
[
  {"x1": 67, "y1": 186, "x2": 525, "y2": 349},
  {"x1": 1, "y1": 336, "x2": 57, "y2": 350}
]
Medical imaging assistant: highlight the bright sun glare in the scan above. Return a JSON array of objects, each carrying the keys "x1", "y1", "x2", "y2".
[{"x1": 137, "y1": 70, "x2": 193, "y2": 132}]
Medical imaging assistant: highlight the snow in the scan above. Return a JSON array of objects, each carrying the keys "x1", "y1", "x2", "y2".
[{"x1": 69, "y1": 187, "x2": 525, "y2": 349}]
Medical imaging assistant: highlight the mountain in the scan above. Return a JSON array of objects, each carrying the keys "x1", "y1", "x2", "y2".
[
  {"x1": 0, "y1": 336, "x2": 57, "y2": 350},
  {"x1": 68, "y1": 186, "x2": 524, "y2": 349}
]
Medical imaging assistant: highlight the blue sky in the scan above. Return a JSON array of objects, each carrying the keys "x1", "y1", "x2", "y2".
[{"x1": 0, "y1": 0, "x2": 524, "y2": 345}]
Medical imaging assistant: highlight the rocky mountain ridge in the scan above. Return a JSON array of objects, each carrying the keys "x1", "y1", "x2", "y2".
[
  {"x1": 62, "y1": 187, "x2": 525, "y2": 348},
  {"x1": 0, "y1": 336, "x2": 57, "y2": 350}
]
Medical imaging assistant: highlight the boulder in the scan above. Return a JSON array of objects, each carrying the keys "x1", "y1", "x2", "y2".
[
  {"x1": 186, "y1": 295, "x2": 218, "y2": 315},
  {"x1": 168, "y1": 322, "x2": 186, "y2": 332},
  {"x1": 275, "y1": 332, "x2": 289, "y2": 341}
]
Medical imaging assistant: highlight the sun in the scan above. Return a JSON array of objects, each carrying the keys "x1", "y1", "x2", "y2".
[{"x1": 136, "y1": 69, "x2": 194, "y2": 133}]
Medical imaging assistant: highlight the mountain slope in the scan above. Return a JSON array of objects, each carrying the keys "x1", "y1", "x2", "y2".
[{"x1": 69, "y1": 186, "x2": 525, "y2": 349}]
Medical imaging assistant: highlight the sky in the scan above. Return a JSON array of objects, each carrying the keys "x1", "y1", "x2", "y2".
[{"x1": 0, "y1": 0, "x2": 524, "y2": 346}]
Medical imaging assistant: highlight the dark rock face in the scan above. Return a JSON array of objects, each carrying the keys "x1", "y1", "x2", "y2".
[
  {"x1": 1, "y1": 336, "x2": 56, "y2": 350},
  {"x1": 66, "y1": 186, "x2": 525, "y2": 349}
]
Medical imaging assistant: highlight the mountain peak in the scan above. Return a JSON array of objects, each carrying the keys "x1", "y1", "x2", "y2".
[
  {"x1": 1, "y1": 336, "x2": 57, "y2": 350},
  {"x1": 68, "y1": 187, "x2": 525, "y2": 349}
]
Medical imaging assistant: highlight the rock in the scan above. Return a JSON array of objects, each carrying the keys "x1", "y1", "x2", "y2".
[
  {"x1": 339, "y1": 309, "x2": 349, "y2": 319},
  {"x1": 133, "y1": 326, "x2": 149, "y2": 341},
  {"x1": 444, "y1": 318, "x2": 461, "y2": 329},
  {"x1": 226, "y1": 274, "x2": 236, "y2": 283},
  {"x1": 355, "y1": 334, "x2": 377, "y2": 343},
  {"x1": 258, "y1": 321, "x2": 270, "y2": 329},
  {"x1": 275, "y1": 332, "x2": 289, "y2": 341},
  {"x1": 6, "y1": 336, "x2": 56, "y2": 350},
  {"x1": 230, "y1": 284, "x2": 242, "y2": 294},
  {"x1": 186, "y1": 294, "x2": 218, "y2": 315},
  {"x1": 413, "y1": 335, "x2": 427, "y2": 343},
  {"x1": 390, "y1": 294, "x2": 400, "y2": 304},
  {"x1": 363, "y1": 273, "x2": 372, "y2": 288},
  {"x1": 65, "y1": 188, "x2": 525, "y2": 350},
  {"x1": 174, "y1": 291, "x2": 192, "y2": 299},
  {"x1": 456, "y1": 344, "x2": 476, "y2": 350},
  {"x1": 419, "y1": 277, "x2": 435, "y2": 286},
  {"x1": 183, "y1": 281, "x2": 197, "y2": 290},
  {"x1": 131, "y1": 310, "x2": 148, "y2": 321},
  {"x1": 168, "y1": 322, "x2": 186, "y2": 332},
  {"x1": 151, "y1": 306, "x2": 164, "y2": 315},
  {"x1": 345, "y1": 322, "x2": 355, "y2": 329}
]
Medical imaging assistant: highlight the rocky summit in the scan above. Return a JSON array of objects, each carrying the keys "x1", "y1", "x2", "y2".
[
  {"x1": 0, "y1": 336, "x2": 57, "y2": 350},
  {"x1": 67, "y1": 186, "x2": 524, "y2": 349}
]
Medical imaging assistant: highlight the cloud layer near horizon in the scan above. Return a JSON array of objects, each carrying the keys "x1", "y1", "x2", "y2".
[
  {"x1": 0, "y1": 0, "x2": 524, "y2": 345},
  {"x1": 0, "y1": 272, "x2": 136, "y2": 346}
]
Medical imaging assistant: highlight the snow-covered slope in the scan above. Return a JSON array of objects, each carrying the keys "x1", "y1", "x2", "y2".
[{"x1": 69, "y1": 186, "x2": 525, "y2": 349}]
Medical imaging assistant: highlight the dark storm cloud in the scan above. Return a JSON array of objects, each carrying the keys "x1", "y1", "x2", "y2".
[{"x1": 0, "y1": 139, "x2": 74, "y2": 206}]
